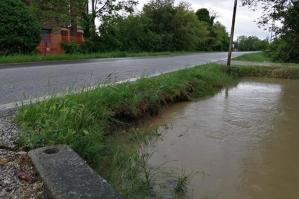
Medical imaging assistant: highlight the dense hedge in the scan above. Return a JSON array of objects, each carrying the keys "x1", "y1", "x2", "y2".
[{"x1": 0, "y1": 0, "x2": 40, "y2": 55}]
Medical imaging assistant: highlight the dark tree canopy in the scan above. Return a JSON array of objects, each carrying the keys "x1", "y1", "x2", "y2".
[
  {"x1": 0, "y1": 0, "x2": 40, "y2": 55},
  {"x1": 98, "y1": 0, "x2": 211, "y2": 52},
  {"x1": 196, "y1": 8, "x2": 215, "y2": 25}
]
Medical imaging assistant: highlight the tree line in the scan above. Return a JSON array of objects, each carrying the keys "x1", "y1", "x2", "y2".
[
  {"x1": 0, "y1": 0, "x2": 298, "y2": 63},
  {"x1": 0, "y1": 0, "x2": 230, "y2": 54},
  {"x1": 78, "y1": 1, "x2": 231, "y2": 53}
]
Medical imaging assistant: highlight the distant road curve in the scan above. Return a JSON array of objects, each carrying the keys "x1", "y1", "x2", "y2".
[{"x1": 0, "y1": 52, "x2": 251, "y2": 106}]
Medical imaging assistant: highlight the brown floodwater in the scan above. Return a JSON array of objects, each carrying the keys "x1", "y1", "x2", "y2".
[{"x1": 147, "y1": 78, "x2": 299, "y2": 199}]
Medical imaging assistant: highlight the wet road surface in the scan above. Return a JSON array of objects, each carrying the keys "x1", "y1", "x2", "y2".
[{"x1": 0, "y1": 52, "x2": 248, "y2": 106}]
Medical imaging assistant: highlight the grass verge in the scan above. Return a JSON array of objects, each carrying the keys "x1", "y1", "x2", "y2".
[
  {"x1": 229, "y1": 65, "x2": 299, "y2": 79},
  {"x1": 0, "y1": 51, "x2": 193, "y2": 65},
  {"x1": 233, "y1": 52, "x2": 272, "y2": 62},
  {"x1": 17, "y1": 64, "x2": 234, "y2": 161},
  {"x1": 15, "y1": 63, "x2": 299, "y2": 198},
  {"x1": 16, "y1": 64, "x2": 234, "y2": 197}
]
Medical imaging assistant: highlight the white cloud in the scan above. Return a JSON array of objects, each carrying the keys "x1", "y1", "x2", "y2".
[{"x1": 137, "y1": 0, "x2": 271, "y2": 39}]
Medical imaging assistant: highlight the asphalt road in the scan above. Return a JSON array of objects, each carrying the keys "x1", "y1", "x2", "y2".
[{"x1": 0, "y1": 52, "x2": 249, "y2": 106}]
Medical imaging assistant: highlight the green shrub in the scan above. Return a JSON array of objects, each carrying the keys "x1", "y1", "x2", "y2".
[
  {"x1": 0, "y1": 0, "x2": 41, "y2": 55},
  {"x1": 268, "y1": 36, "x2": 299, "y2": 63},
  {"x1": 61, "y1": 42, "x2": 80, "y2": 54}
]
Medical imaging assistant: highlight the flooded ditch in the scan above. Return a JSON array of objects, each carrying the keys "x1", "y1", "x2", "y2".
[{"x1": 145, "y1": 78, "x2": 299, "y2": 199}]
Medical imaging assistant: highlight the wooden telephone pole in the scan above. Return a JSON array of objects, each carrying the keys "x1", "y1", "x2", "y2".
[{"x1": 227, "y1": 0, "x2": 238, "y2": 67}]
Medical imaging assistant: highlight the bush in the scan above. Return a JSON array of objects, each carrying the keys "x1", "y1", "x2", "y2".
[
  {"x1": 0, "y1": 0, "x2": 40, "y2": 55},
  {"x1": 61, "y1": 42, "x2": 80, "y2": 54},
  {"x1": 79, "y1": 39, "x2": 102, "y2": 53},
  {"x1": 268, "y1": 35, "x2": 299, "y2": 63}
]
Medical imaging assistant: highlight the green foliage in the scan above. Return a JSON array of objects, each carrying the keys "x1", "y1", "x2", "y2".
[
  {"x1": 195, "y1": 9, "x2": 229, "y2": 51},
  {"x1": 235, "y1": 36, "x2": 269, "y2": 51},
  {"x1": 98, "y1": 0, "x2": 211, "y2": 52},
  {"x1": 242, "y1": 0, "x2": 299, "y2": 63},
  {"x1": 196, "y1": 8, "x2": 215, "y2": 25},
  {"x1": 30, "y1": 0, "x2": 86, "y2": 29},
  {"x1": 0, "y1": 0, "x2": 40, "y2": 55},
  {"x1": 30, "y1": 0, "x2": 70, "y2": 27},
  {"x1": 267, "y1": 2, "x2": 299, "y2": 63},
  {"x1": 17, "y1": 64, "x2": 234, "y2": 166},
  {"x1": 61, "y1": 42, "x2": 80, "y2": 54}
]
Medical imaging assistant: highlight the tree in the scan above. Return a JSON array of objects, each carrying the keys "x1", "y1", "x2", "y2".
[
  {"x1": 30, "y1": 0, "x2": 86, "y2": 36},
  {"x1": 30, "y1": 0, "x2": 70, "y2": 28},
  {"x1": 195, "y1": 8, "x2": 229, "y2": 51},
  {"x1": 242, "y1": 0, "x2": 299, "y2": 62},
  {"x1": 196, "y1": 8, "x2": 215, "y2": 26},
  {"x1": 98, "y1": 0, "x2": 210, "y2": 52},
  {"x1": 236, "y1": 36, "x2": 269, "y2": 51},
  {"x1": 0, "y1": 0, "x2": 40, "y2": 54},
  {"x1": 89, "y1": 0, "x2": 138, "y2": 38}
]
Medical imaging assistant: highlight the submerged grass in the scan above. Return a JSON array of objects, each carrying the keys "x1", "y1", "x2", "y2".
[
  {"x1": 0, "y1": 51, "x2": 192, "y2": 65},
  {"x1": 233, "y1": 52, "x2": 272, "y2": 62}
]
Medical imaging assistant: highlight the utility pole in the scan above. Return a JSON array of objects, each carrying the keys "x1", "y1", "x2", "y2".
[{"x1": 227, "y1": 0, "x2": 238, "y2": 67}]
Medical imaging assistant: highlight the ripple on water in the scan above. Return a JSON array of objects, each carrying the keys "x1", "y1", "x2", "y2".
[{"x1": 147, "y1": 78, "x2": 299, "y2": 199}]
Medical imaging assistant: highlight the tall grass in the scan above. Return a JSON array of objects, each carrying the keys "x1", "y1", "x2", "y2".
[{"x1": 16, "y1": 64, "x2": 234, "y2": 163}]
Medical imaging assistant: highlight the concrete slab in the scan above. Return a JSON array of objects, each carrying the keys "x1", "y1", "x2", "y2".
[{"x1": 29, "y1": 145, "x2": 123, "y2": 199}]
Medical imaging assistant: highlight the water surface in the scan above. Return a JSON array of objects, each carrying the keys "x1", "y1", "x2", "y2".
[{"x1": 148, "y1": 78, "x2": 299, "y2": 199}]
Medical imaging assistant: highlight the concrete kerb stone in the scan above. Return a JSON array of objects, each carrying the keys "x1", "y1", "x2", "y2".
[{"x1": 29, "y1": 145, "x2": 124, "y2": 199}]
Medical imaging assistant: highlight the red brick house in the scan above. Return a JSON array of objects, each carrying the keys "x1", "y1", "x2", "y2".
[
  {"x1": 23, "y1": 0, "x2": 85, "y2": 54},
  {"x1": 38, "y1": 27, "x2": 84, "y2": 55}
]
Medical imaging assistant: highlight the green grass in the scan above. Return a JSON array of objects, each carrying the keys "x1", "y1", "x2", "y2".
[
  {"x1": 17, "y1": 64, "x2": 233, "y2": 161},
  {"x1": 233, "y1": 52, "x2": 273, "y2": 62},
  {"x1": 0, "y1": 51, "x2": 193, "y2": 64},
  {"x1": 16, "y1": 64, "x2": 234, "y2": 197},
  {"x1": 229, "y1": 65, "x2": 299, "y2": 79},
  {"x1": 15, "y1": 63, "x2": 299, "y2": 198}
]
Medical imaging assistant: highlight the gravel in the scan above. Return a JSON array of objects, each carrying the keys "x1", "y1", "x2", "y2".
[
  {"x1": 0, "y1": 117, "x2": 19, "y2": 149},
  {"x1": 0, "y1": 118, "x2": 45, "y2": 199}
]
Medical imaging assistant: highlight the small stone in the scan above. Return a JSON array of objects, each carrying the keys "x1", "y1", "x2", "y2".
[
  {"x1": 16, "y1": 170, "x2": 35, "y2": 184},
  {"x1": 0, "y1": 158, "x2": 8, "y2": 165}
]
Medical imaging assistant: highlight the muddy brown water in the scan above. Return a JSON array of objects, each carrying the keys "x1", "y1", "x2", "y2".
[{"x1": 147, "y1": 78, "x2": 299, "y2": 199}]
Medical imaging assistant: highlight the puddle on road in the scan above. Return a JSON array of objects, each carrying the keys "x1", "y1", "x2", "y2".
[{"x1": 147, "y1": 78, "x2": 299, "y2": 199}]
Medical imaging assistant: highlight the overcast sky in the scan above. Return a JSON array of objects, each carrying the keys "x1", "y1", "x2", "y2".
[{"x1": 137, "y1": 0, "x2": 271, "y2": 39}]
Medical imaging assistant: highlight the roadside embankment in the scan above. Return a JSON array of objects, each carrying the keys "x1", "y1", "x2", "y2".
[
  {"x1": 16, "y1": 64, "x2": 234, "y2": 165},
  {"x1": 229, "y1": 65, "x2": 299, "y2": 79},
  {"x1": 11, "y1": 63, "x2": 299, "y2": 198}
]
